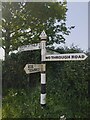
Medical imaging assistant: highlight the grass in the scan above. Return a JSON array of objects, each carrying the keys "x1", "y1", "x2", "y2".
[
  {"x1": 2, "y1": 86, "x2": 68, "y2": 118},
  {"x1": 2, "y1": 84, "x2": 88, "y2": 118}
]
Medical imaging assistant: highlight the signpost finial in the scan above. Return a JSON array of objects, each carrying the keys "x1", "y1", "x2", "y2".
[{"x1": 39, "y1": 30, "x2": 47, "y2": 40}]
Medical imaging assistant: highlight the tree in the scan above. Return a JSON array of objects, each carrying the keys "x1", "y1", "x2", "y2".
[
  {"x1": 2, "y1": 2, "x2": 23, "y2": 59},
  {"x1": 2, "y1": 1, "x2": 74, "y2": 59}
]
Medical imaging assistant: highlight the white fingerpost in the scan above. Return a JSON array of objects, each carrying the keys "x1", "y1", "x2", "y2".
[{"x1": 39, "y1": 30, "x2": 47, "y2": 108}]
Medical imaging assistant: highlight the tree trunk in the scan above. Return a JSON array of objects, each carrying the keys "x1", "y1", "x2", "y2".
[
  {"x1": 5, "y1": 48, "x2": 9, "y2": 60},
  {"x1": 4, "y1": 29, "x2": 11, "y2": 60}
]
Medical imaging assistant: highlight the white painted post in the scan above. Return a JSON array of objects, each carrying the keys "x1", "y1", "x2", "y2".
[{"x1": 39, "y1": 30, "x2": 47, "y2": 108}]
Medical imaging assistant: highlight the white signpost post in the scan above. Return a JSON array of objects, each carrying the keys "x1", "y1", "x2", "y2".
[
  {"x1": 39, "y1": 30, "x2": 47, "y2": 108},
  {"x1": 18, "y1": 30, "x2": 88, "y2": 108}
]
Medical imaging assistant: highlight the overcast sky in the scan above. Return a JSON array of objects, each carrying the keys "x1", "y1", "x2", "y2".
[
  {"x1": 64, "y1": 2, "x2": 88, "y2": 51},
  {"x1": 0, "y1": 1, "x2": 88, "y2": 60}
]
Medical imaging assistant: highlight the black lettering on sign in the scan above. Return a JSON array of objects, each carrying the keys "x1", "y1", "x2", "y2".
[
  {"x1": 58, "y1": 56, "x2": 61, "y2": 59},
  {"x1": 28, "y1": 68, "x2": 40, "y2": 72},
  {"x1": 46, "y1": 56, "x2": 50, "y2": 59},
  {"x1": 75, "y1": 55, "x2": 78, "y2": 58},
  {"x1": 71, "y1": 55, "x2": 84, "y2": 59},
  {"x1": 51, "y1": 55, "x2": 70, "y2": 59},
  {"x1": 82, "y1": 55, "x2": 84, "y2": 58},
  {"x1": 63, "y1": 55, "x2": 70, "y2": 59},
  {"x1": 51, "y1": 56, "x2": 58, "y2": 59},
  {"x1": 29, "y1": 69, "x2": 33, "y2": 72},
  {"x1": 28, "y1": 65, "x2": 33, "y2": 69},
  {"x1": 58, "y1": 56, "x2": 62, "y2": 59},
  {"x1": 78, "y1": 55, "x2": 82, "y2": 58},
  {"x1": 39, "y1": 45, "x2": 41, "y2": 48},
  {"x1": 72, "y1": 55, "x2": 74, "y2": 58},
  {"x1": 34, "y1": 68, "x2": 39, "y2": 71},
  {"x1": 72, "y1": 55, "x2": 78, "y2": 59}
]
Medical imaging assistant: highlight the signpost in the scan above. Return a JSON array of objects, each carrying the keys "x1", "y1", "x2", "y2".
[
  {"x1": 45, "y1": 53, "x2": 88, "y2": 61},
  {"x1": 24, "y1": 64, "x2": 45, "y2": 74},
  {"x1": 18, "y1": 43, "x2": 41, "y2": 52},
  {"x1": 18, "y1": 30, "x2": 88, "y2": 108},
  {"x1": 40, "y1": 30, "x2": 47, "y2": 108}
]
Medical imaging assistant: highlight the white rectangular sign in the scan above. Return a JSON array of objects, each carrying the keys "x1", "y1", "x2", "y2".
[
  {"x1": 24, "y1": 64, "x2": 45, "y2": 74},
  {"x1": 45, "y1": 53, "x2": 88, "y2": 61},
  {"x1": 18, "y1": 43, "x2": 41, "y2": 52}
]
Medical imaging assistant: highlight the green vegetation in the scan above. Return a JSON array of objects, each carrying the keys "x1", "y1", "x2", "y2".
[
  {"x1": 2, "y1": 47, "x2": 89, "y2": 118},
  {"x1": 2, "y1": 1, "x2": 74, "y2": 59},
  {"x1": 2, "y1": 1, "x2": 89, "y2": 119},
  {"x1": 2, "y1": 88, "x2": 67, "y2": 118}
]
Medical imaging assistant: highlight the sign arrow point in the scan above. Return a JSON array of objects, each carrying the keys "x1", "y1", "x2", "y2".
[{"x1": 84, "y1": 54, "x2": 88, "y2": 60}]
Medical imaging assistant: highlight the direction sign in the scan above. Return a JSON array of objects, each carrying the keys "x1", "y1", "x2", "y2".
[
  {"x1": 24, "y1": 64, "x2": 45, "y2": 74},
  {"x1": 18, "y1": 43, "x2": 41, "y2": 52},
  {"x1": 45, "y1": 53, "x2": 88, "y2": 61}
]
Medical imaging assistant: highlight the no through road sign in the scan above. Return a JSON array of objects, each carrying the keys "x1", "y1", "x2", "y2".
[{"x1": 45, "y1": 53, "x2": 88, "y2": 61}]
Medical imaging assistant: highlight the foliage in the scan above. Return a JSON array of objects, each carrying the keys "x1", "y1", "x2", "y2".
[
  {"x1": 2, "y1": 50, "x2": 41, "y2": 93},
  {"x1": 2, "y1": 87, "x2": 71, "y2": 118},
  {"x1": 2, "y1": 47, "x2": 89, "y2": 118},
  {"x1": 2, "y1": 1, "x2": 88, "y2": 118},
  {"x1": 2, "y1": 1, "x2": 74, "y2": 59},
  {"x1": 46, "y1": 48, "x2": 89, "y2": 118}
]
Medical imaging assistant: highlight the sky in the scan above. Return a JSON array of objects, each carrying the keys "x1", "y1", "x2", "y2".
[
  {"x1": 0, "y1": 1, "x2": 88, "y2": 60},
  {"x1": 64, "y1": 2, "x2": 88, "y2": 51}
]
